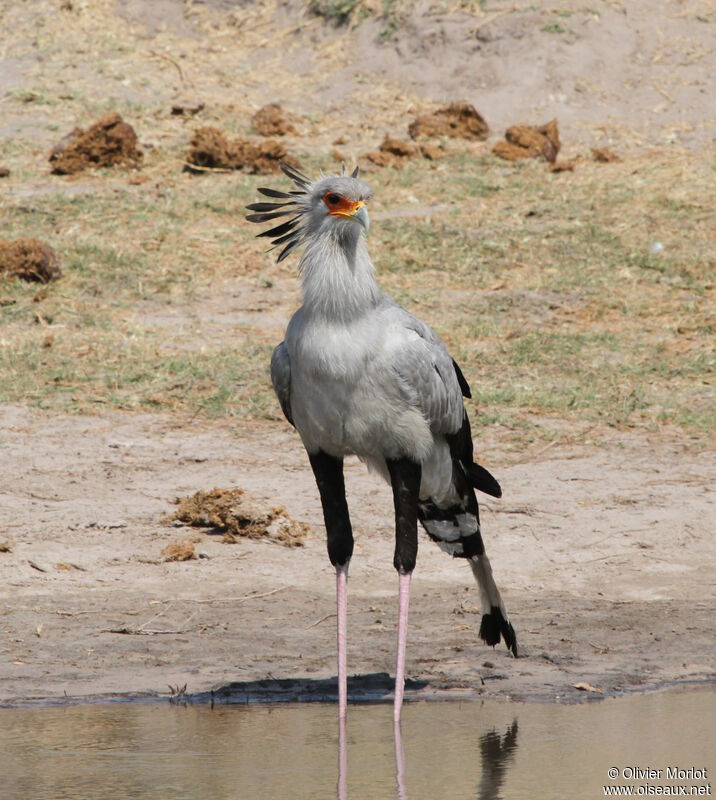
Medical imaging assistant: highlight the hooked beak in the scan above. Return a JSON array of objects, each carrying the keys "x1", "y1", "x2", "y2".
[
  {"x1": 330, "y1": 200, "x2": 370, "y2": 235},
  {"x1": 353, "y1": 203, "x2": 370, "y2": 235}
]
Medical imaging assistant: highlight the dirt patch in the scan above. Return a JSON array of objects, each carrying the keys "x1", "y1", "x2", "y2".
[
  {"x1": 166, "y1": 487, "x2": 307, "y2": 547},
  {"x1": 364, "y1": 135, "x2": 443, "y2": 168},
  {"x1": 161, "y1": 540, "x2": 197, "y2": 562},
  {"x1": 0, "y1": 239, "x2": 61, "y2": 283},
  {"x1": 185, "y1": 127, "x2": 294, "y2": 174},
  {"x1": 592, "y1": 147, "x2": 621, "y2": 163},
  {"x1": 408, "y1": 102, "x2": 489, "y2": 141},
  {"x1": 493, "y1": 119, "x2": 561, "y2": 163},
  {"x1": 49, "y1": 112, "x2": 142, "y2": 175},
  {"x1": 251, "y1": 103, "x2": 298, "y2": 136}
]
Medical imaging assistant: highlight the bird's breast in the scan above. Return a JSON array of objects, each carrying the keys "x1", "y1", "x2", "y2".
[
  {"x1": 292, "y1": 316, "x2": 377, "y2": 382},
  {"x1": 285, "y1": 315, "x2": 432, "y2": 461}
]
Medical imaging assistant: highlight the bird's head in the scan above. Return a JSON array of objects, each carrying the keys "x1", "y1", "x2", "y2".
[{"x1": 246, "y1": 162, "x2": 371, "y2": 262}]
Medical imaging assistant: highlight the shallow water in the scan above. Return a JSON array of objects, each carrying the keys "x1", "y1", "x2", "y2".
[{"x1": 2, "y1": 689, "x2": 713, "y2": 799}]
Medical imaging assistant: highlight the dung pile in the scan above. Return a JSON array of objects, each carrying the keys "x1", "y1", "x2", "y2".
[
  {"x1": 161, "y1": 540, "x2": 197, "y2": 562},
  {"x1": 364, "y1": 135, "x2": 444, "y2": 168},
  {"x1": 0, "y1": 239, "x2": 61, "y2": 283},
  {"x1": 492, "y1": 119, "x2": 561, "y2": 163},
  {"x1": 186, "y1": 127, "x2": 295, "y2": 174},
  {"x1": 166, "y1": 488, "x2": 307, "y2": 547},
  {"x1": 251, "y1": 103, "x2": 298, "y2": 136},
  {"x1": 49, "y1": 112, "x2": 142, "y2": 175},
  {"x1": 409, "y1": 102, "x2": 489, "y2": 141}
]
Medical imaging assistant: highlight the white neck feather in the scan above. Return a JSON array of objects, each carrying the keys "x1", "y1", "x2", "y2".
[{"x1": 299, "y1": 228, "x2": 381, "y2": 321}]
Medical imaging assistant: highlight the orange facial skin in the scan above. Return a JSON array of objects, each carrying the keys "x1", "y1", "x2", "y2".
[{"x1": 322, "y1": 192, "x2": 365, "y2": 218}]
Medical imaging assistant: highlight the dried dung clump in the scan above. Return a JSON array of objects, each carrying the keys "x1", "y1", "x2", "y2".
[
  {"x1": 364, "y1": 135, "x2": 443, "y2": 169},
  {"x1": 409, "y1": 102, "x2": 489, "y2": 141},
  {"x1": 492, "y1": 119, "x2": 561, "y2": 163},
  {"x1": 49, "y1": 112, "x2": 142, "y2": 175},
  {"x1": 364, "y1": 150, "x2": 397, "y2": 168},
  {"x1": 0, "y1": 167, "x2": 9, "y2": 178},
  {"x1": 0, "y1": 239, "x2": 61, "y2": 283},
  {"x1": 161, "y1": 540, "x2": 197, "y2": 562},
  {"x1": 186, "y1": 127, "x2": 294, "y2": 174},
  {"x1": 592, "y1": 147, "x2": 621, "y2": 163},
  {"x1": 380, "y1": 136, "x2": 419, "y2": 158},
  {"x1": 419, "y1": 143, "x2": 444, "y2": 160},
  {"x1": 166, "y1": 488, "x2": 307, "y2": 547},
  {"x1": 252, "y1": 103, "x2": 298, "y2": 136}
]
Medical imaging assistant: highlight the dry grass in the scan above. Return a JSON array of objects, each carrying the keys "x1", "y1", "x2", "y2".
[
  {"x1": 1, "y1": 148, "x2": 712, "y2": 444},
  {"x1": 0, "y1": 0, "x2": 714, "y2": 448}
]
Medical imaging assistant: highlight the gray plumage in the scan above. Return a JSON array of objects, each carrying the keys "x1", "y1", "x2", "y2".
[{"x1": 248, "y1": 163, "x2": 516, "y2": 655}]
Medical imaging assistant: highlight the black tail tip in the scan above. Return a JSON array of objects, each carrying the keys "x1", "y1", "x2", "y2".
[{"x1": 479, "y1": 607, "x2": 518, "y2": 657}]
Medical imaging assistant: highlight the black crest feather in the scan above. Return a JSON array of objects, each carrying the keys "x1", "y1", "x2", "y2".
[
  {"x1": 257, "y1": 187, "x2": 294, "y2": 199},
  {"x1": 246, "y1": 161, "x2": 313, "y2": 261}
]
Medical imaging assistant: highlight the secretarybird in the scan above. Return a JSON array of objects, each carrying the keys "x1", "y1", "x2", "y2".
[{"x1": 247, "y1": 162, "x2": 517, "y2": 722}]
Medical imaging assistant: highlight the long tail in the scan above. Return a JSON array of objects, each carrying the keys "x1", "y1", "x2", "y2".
[
  {"x1": 470, "y1": 552, "x2": 517, "y2": 655},
  {"x1": 418, "y1": 412, "x2": 517, "y2": 656},
  {"x1": 418, "y1": 491, "x2": 517, "y2": 656}
]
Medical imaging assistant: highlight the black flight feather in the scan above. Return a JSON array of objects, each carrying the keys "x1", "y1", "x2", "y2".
[
  {"x1": 452, "y1": 359, "x2": 472, "y2": 398},
  {"x1": 468, "y1": 463, "x2": 502, "y2": 499}
]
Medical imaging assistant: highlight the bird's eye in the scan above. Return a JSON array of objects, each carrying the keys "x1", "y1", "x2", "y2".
[{"x1": 326, "y1": 193, "x2": 340, "y2": 205}]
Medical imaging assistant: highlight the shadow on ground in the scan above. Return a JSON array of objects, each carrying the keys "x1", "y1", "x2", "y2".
[{"x1": 193, "y1": 672, "x2": 430, "y2": 705}]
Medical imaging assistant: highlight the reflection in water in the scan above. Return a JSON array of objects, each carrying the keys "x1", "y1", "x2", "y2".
[
  {"x1": 336, "y1": 712, "x2": 519, "y2": 800},
  {"x1": 387, "y1": 717, "x2": 518, "y2": 800},
  {"x1": 338, "y1": 717, "x2": 347, "y2": 800},
  {"x1": 394, "y1": 722, "x2": 407, "y2": 800},
  {"x1": 478, "y1": 720, "x2": 519, "y2": 800},
  {"x1": 1, "y1": 689, "x2": 713, "y2": 799}
]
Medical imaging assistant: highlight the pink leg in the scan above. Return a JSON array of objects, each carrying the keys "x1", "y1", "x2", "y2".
[
  {"x1": 393, "y1": 571, "x2": 412, "y2": 722},
  {"x1": 336, "y1": 563, "x2": 349, "y2": 720}
]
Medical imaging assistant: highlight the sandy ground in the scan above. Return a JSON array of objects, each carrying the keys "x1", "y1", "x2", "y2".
[{"x1": 0, "y1": 405, "x2": 713, "y2": 706}]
